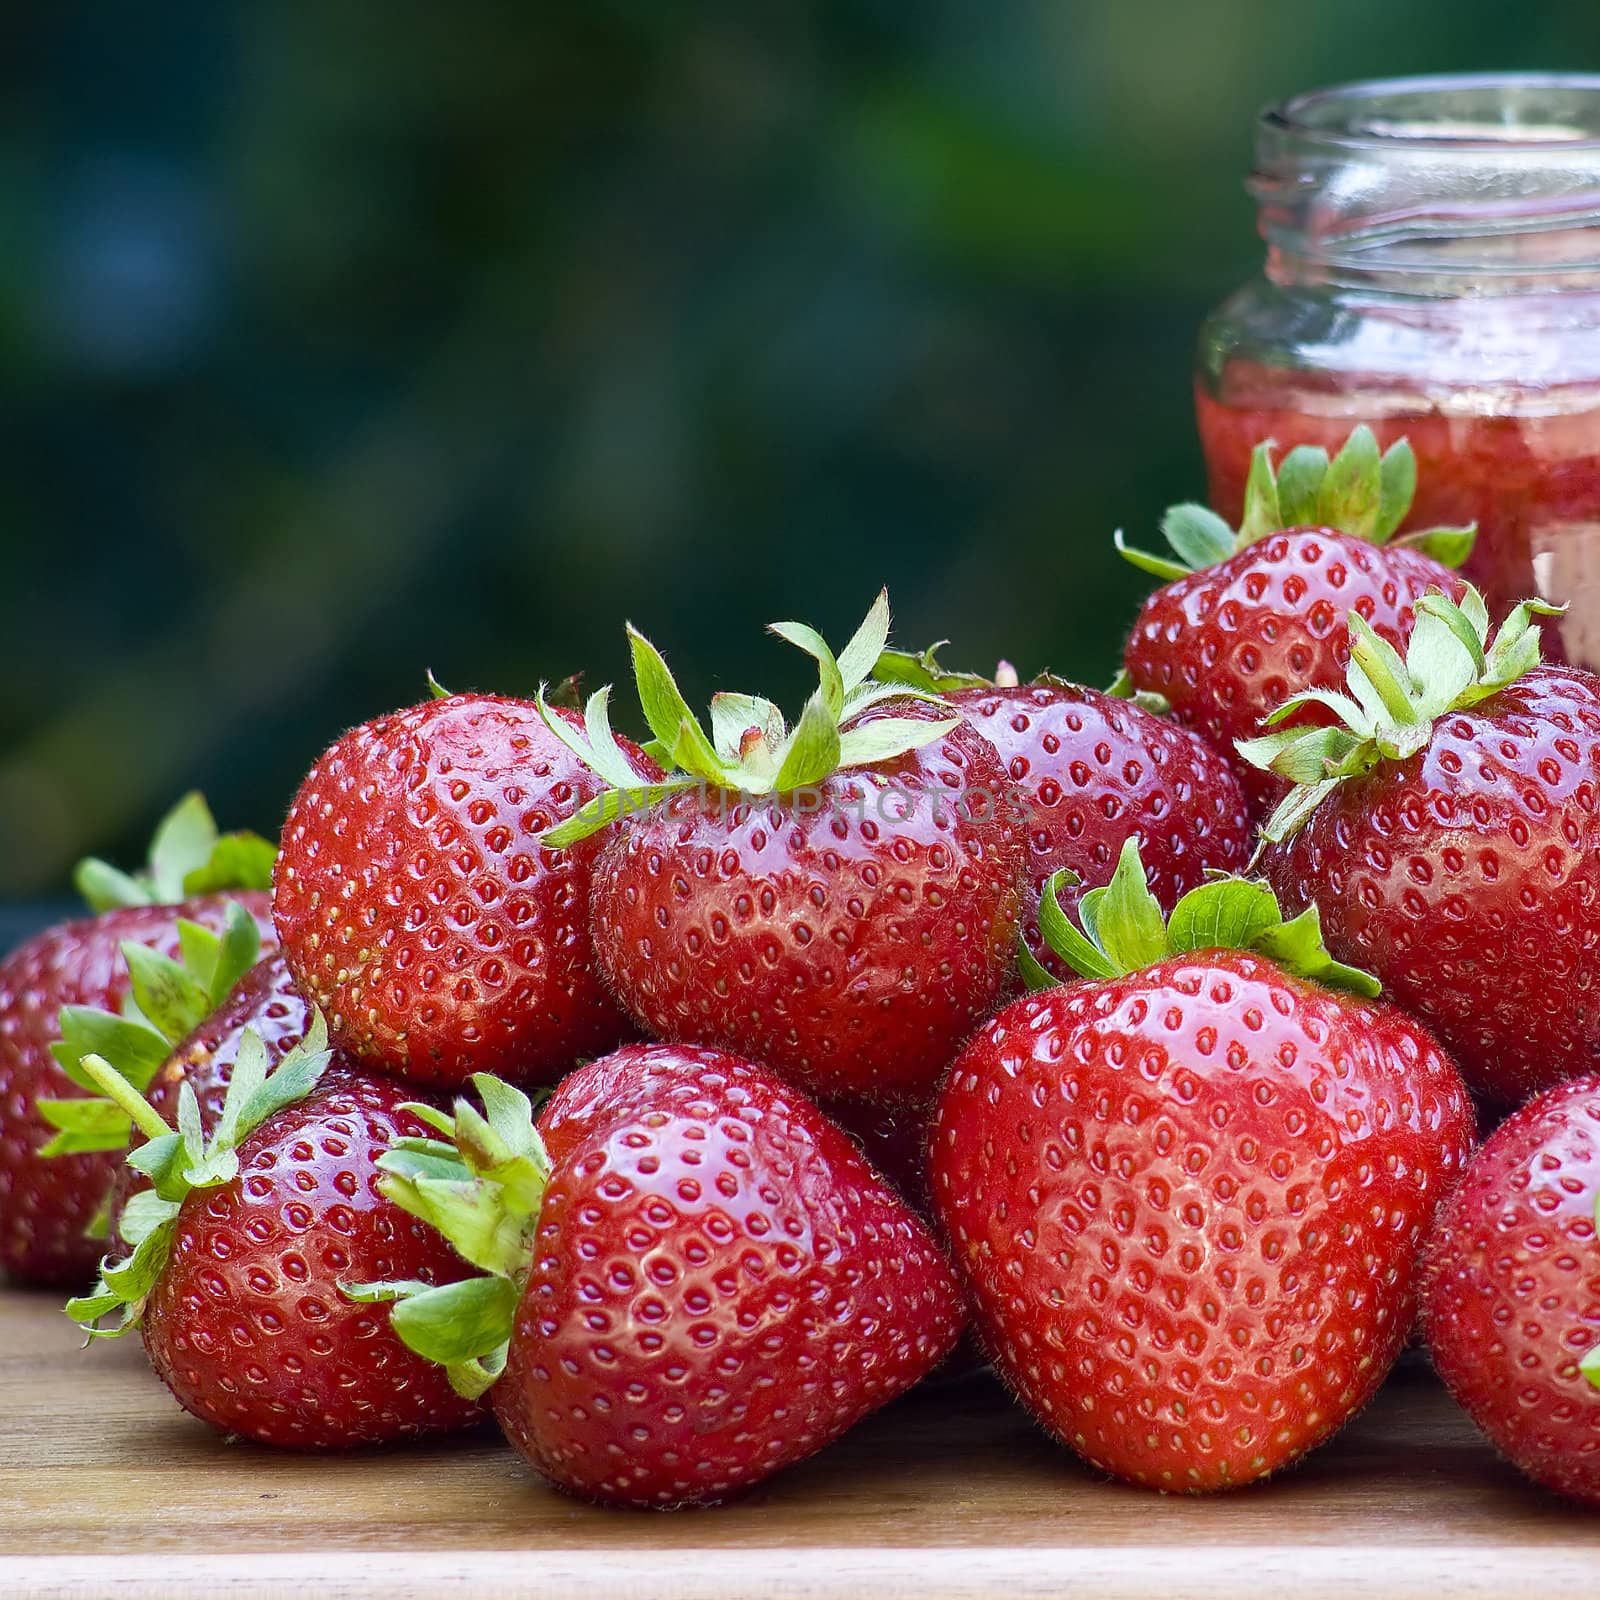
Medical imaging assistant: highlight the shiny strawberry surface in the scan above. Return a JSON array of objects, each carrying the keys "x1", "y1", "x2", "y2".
[
  {"x1": 274, "y1": 694, "x2": 655, "y2": 1088},
  {"x1": 1422, "y1": 1075, "x2": 1600, "y2": 1506},
  {"x1": 587, "y1": 715, "x2": 1026, "y2": 1103},
  {"x1": 142, "y1": 1066, "x2": 484, "y2": 1448},
  {"x1": 1261, "y1": 665, "x2": 1600, "y2": 1106},
  {"x1": 931, "y1": 949, "x2": 1474, "y2": 1491},
  {"x1": 491, "y1": 1043, "x2": 964, "y2": 1506},
  {"x1": 1123, "y1": 530, "x2": 1461, "y2": 814},
  {"x1": 948, "y1": 682, "x2": 1250, "y2": 978}
]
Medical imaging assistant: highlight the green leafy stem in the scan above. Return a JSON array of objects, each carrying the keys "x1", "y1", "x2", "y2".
[
  {"x1": 1020, "y1": 835, "x2": 1379, "y2": 998},
  {"x1": 75, "y1": 791, "x2": 277, "y2": 914},
  {"x1": 536, "y1": 590, "x2": 958, "y2": 848},
  {"x1": 65, "y1": 1013, "x2": 333, "y2": 1337},
  {"x1": 1116, "y1": 426, "x2": 1477, "y2": 583},
  {"x1": 1238, "y1": 585, "x2": 1562, "y2": 843},
  {"x1": 344, "y1": 1075, "x2": 552, "y2": 1399}
]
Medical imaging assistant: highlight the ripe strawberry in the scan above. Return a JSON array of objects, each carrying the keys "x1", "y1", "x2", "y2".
[
  {"x1": 273, "y1": 690, "x2": 659, "y2": 1089},
  {"x1": 68, "y1": 1023, "x2": 485, "y2": 1449},
  {"x1": 1245, "y1": 587, "x2": 1600, "y2": 1107},
  {"x1": 0, "y1": 794, "x2": 276, "y2": 1286},
  {"x1": 538, "y1": 593, "x2": 1027, "y2": 1103},
  {"x1": 560, "y1": 1055, "x2": 947, "y2": 1299},
  {"x1": 876, "y1": 647, "x2": 1251, "y2": 981},
  {"x1": 819, "y1": 1089, "x2": 994, "y2": 1385},
  {"x1": 931, "y1": 841, "x2": 1474, "y2": 1492},
  {"x1": 1119, "y1": 427, "x2": 1473, "y2": 813},
  {"x1": 361, "y1": 1043, "x2": 964, "y2": 1506},
  {"x1": 1422, "y1": 1074, "x2": 1600, "y2": 1505}
]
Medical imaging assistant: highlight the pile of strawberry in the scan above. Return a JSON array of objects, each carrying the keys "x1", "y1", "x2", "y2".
[{"x1": 6, "y1": 427, "x2": 1600, "y2": 1510}]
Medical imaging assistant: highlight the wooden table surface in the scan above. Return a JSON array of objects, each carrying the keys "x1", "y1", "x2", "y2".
[{"x1": 2, "y1": 1288, "x2": 1597, "y2": 1598}]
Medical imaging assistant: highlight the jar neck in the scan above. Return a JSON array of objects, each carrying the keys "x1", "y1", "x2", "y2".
[
  {"x1": 1255, "y1": 74, "x2": 1600, "y2": 298},
  {"x1": 1262, "y1": 245, "x2": 1600, "y2": 298}
]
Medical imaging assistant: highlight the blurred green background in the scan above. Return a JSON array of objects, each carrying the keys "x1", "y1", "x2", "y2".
[{"x1": 3, "y1": 1, "x2": 1598, "y2": 897}]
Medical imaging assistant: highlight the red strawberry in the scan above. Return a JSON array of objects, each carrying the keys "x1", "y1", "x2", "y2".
[
  {"x1": 69, "y1": 1024, "x2": 484, "y2": 1449},
  {"x1": 876, "y1": 648, "x2": 1251, "y2": 981},
  {"x1": 1421, "y1": 1075, "x2": 1600, "y2": 1505},
  {"x1": 273, "y1": 690, "x2": 659, "y2": 1089},
  {"x1": 552, "y1": 1044, "x2": 942, "y2": 1239},
  {"x1": 538, "y1": 594, "x2": 1027, "y2": 1103},
  {"x1": 1245, "y1": 588, "x2": 1600, "y2": 1106},
  {"x1": 362, "y1": 1043, "x2": 964, "y2": 1506},
  {"x1": 820, "y1": 1088, "x2": 993, "y2": 1384},
  {"x1": 1119, "y1": 427, "x2": 1473, "y2": 813},
  {"x1": 0, "y1": 794, "x2": 276, "y2": 1286},
  {"x1": 931, "y1": 841, "x2": 1474, "y2": 1491}
]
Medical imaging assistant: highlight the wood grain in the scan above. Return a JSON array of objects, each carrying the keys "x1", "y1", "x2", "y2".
[{"x1": 1, "y1": 1287, "x2": 1597, "y2": 1596}]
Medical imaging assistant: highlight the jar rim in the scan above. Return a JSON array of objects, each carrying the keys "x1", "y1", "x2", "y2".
[{"x1": 1263, "y1": 73, "x2": 1600, "y2": 155}]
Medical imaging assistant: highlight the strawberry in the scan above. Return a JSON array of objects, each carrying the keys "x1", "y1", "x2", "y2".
[
  {"x1": 1243, "y1": 586, "x2": 1600, "y2": 1107},
  {"x1": 273, "y1": 689, "x2": 659, "y2": 1089},
  {"x1": 818, "y1": 1089, "x2": 995, "y2": 1384},
  {"x1": 536, "y1": 593, "x2": 1027, "y2": 1103},
  {"x1": 356, "y1": 1043, "x2": 964, "y2": 1506},
  {"x1": 875, "y1": 647, "x2": 1251, "y2": 981},
  {"x1": 930, "y1": 841, "x2": 1474, "y2": 1491},
  {"x1": 67, "y1": 1023, "x2": 485, "y2": 1448},
  {"x1": 0, "y1": 794, "x2": 276, "y2": 1286},
  {"x1": 1421, "y1": 1075, "x2": 1600, "y2": 1506},
  {"x1": 1118, "y1": 427, "x2": 1474, "y2": 813}
]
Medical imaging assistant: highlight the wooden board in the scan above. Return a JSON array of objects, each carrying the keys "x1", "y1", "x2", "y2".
[{"x1": 2, "y1": 1287, "x2": 1598, "y2": 1598}]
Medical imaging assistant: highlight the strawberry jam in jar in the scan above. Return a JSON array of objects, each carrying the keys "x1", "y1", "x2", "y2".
[{"x1": 1198, "y1": 75, "x2": 1600, "y2": 664}]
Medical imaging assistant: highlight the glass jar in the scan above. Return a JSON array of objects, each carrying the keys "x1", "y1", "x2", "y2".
[{"x1": 1196, "y1": 74, "x2": 1600, "y2": 666}]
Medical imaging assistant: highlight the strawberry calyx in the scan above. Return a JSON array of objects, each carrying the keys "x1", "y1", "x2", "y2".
[
  {"x1": 873, "y1": 642, "x2": 996, "y2": 696},
  {"x1": 35, "y1": 901, "x2": 266, "y2": 1163},
  {"x1": 344, "y1": 1075, "x2": 549, "y2": 1398},
  {"x1": 74, "y1": 791, "x2": 277, "y2": 914},
  {"x1": 1238, "y1": 584, "x2": 1563, "y2": 844},
  {"x1": 1116, "y1": 426, "x2": 1477, "y2": 583},
  {"x1": 63, "y1": 1012, "x2": 334, "y2": 1337},
  {"x1": 535, "y1": 590, "x2": 958, "y2": 849},
  {"x1": 1022, "y1": 835, "x2": 1379, "y2": 998},
  {"x1": 878, "y1": 641, "x2": 1172, "y2": 716}
]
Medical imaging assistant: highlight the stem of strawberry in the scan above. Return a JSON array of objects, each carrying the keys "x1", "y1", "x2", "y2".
[
  {"x1": 1241, "y1": 584, "x2": 1566, "y2": 843},
  {"x1": 65, "y1": 1016, "x2": 334, "y2": 1338},
  {"x1": 73, "y1": 1053, "x2": 173, "y2": 1144},
  {"x1": 345, "y1": 1073, "x2": 555, "y2": 1398},
  {"x1": 1023, "y1": 836, "x2": 1380, "y2": 999}
]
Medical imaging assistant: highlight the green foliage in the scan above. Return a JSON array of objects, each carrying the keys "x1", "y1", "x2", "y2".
[
  {"x1": 1026, "y1": 837, "x2": 1380, "y2": 998},
  {"x1": 1117, "y1": 429, "x2": 1476, "y2": 581},
  {"x1": 538, "y1": 593, "x2": 955, "y2": 846},
  {"x1": 349, "y1": 1074, "x2": 555, "y2": 1399},
  {"x1": 73, "y1": 794, "x2": 276, "y2": 914},
  {"x1": 1240, "y1": 587, "x2": 1561, "y2": 843}
]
